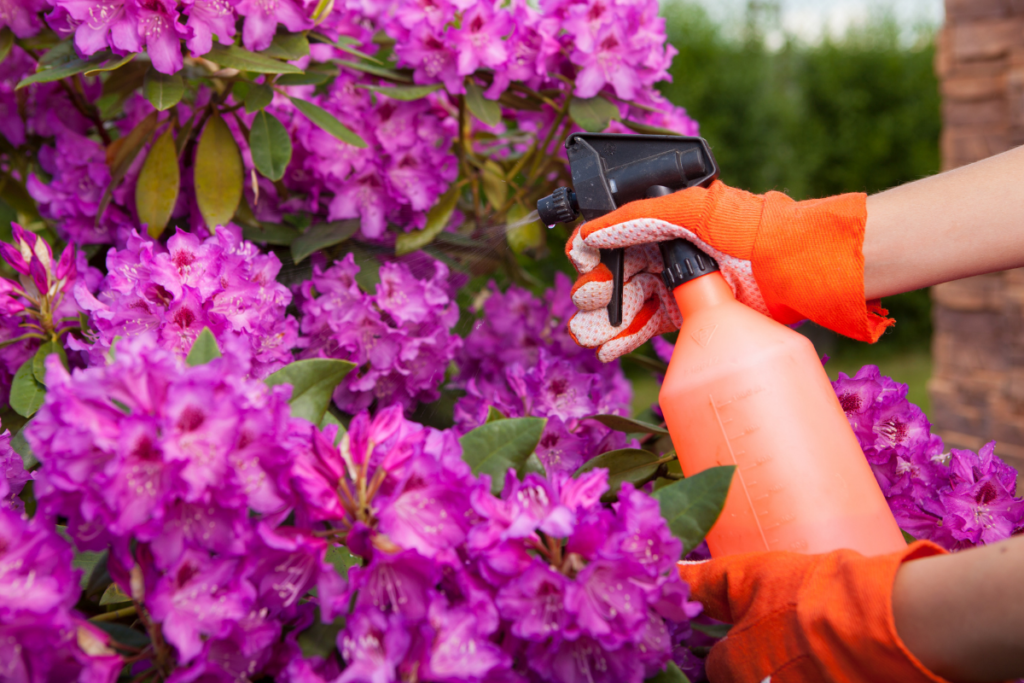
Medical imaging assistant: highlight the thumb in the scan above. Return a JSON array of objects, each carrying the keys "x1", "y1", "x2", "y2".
[{"x1": 677, "y1": 551, "x2": 817, "y2": 626}]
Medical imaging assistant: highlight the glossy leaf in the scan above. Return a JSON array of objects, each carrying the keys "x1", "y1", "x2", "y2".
[
  {"x1": 291, "y1": 220, "x2": 359, "y2": 264},
  {"x1": 99, "y1": 582, "x2": 131, "y2": 606},
  {"x1": 337, "y1": 60, "x2": 412, "y2": 83},
  {"x1": 569, "y1": 95, "x2": 620, "y2": 133},
  {"x1": 10, "y1": 359, "x2": 46, "y2": 418},
  {"x1": 289, "y1": 97, "x2": 366, "y2": 148},
  {"x1": 135, "y1": 127, "x2": 180, "y2": 238},
  {"x1": 459, "y1": 417, "x2": 546, "y2": 494},
  {"x1": 207, "y1": 44, "x2": 304, "y2": 74},
  {"x1": 585, "y1": 414, "x2": 669, "y2": 436},
  {"x1": 645, "y1": 662, "x2": 691, "y2": 683},
  {"x1": 482, "y1": 160, "x2": 507, "y2": 209},
  {"x1": 94, "y1": 623, "x2": 150, "y2": 650},
  {"x1": 621, "y1": 119, "x2": 683, "y2": 137},
  {"x1": 32, "y1": 340, "x2": 68, "y2": 386},
  {"x1": 97, "y1": 111, "x2": 159, "y2": 226},
  {"x1": 84, "y1": 52, "x2": 135, "y2": 76},
  {"x1": 359, "y1": 83, "x2": 442, "y2": 100},
  {"x1": 194, "y1": 113, "x2": 243, "y2": 231},
  {"x1": 309, "y1": 33, "x2": 381, "y2": 63},
  {"x1": 186, "y1": 327, "x2": 221, "y2": 366},
  {"x1": 465, "y1": 79, "x2": 501, "y2": 126},
  {"x1": 485, "y1": 406, "x2": 505, "y2": 423},
  {"x1": 325, "y1": 545, "x2": 359, "y2": 579},
  {"x1": 17, "y1": 51, "x2": 110, "y2": 88},
  {"x1": 276, "y1": 70, "x2": 333, "y2": 86},
  {"x1": 506, "y1": 202, "x2": 544, "y2": 254},
  {"x1": 243, "y1": 221, "x2": 301, "y2": 246},
  {"x1": 250, "y1": 111, "x2": 293, "y2": 181},
  {"x1": 652, "y1": 465, "x2": 735, "y2": 556},
  {"x1": 394, "y1": 184, "x2": 459, "y2": 255},
  {"x1": 575, "y1": 448, "x2": 666, "y2": 502},
  {"x1": 0, "y1": 28, "x2": 14, "y2": 65},
  {"x1": 244, "y1": 83, "x2": 274, "y2": 113},
  {"x1": 81, "y1": 549, "x2": 111, "y2": 601},
  {"x1": 143, "y1": 67, "x2": 184, "y2": 111},
  {"x1": 260, "y1": 32, "x2": 310, "y2": 60},
  {"x1": 265, "y1": 359, "x2": 356, "y2": 425},
  {"x1": 70, "y1": 545, "x2": 106, "y2": 590}
]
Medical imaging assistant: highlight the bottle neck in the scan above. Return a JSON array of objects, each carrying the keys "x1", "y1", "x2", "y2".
[{"x1": 672, "y1": 271, "x2": 735, "y2": 317}]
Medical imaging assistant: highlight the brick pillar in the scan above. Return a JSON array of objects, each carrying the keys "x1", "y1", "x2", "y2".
[{"x1": 930, "y1": 0, "x2": 1024, "y2": 469}]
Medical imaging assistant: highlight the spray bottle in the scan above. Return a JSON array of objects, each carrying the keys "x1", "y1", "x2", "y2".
[{"x1": 537, "y1": 133, "x2": 906, "y2": 557}]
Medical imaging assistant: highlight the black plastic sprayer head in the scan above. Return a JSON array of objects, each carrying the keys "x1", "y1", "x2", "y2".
[{"x1": 536, "y1": 133, "x2": 720, "y2": 327}]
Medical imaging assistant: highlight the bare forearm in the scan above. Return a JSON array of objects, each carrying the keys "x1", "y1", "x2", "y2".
[
  {"x1": 893, "y1": 535, "x2": 1024, "y2": 682},
  {"x1": 864, "y1": 145, "x2": 1024, "y2": 300}
]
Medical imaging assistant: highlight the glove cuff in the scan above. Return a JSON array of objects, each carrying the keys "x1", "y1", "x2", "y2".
[{"x1": 753, "y1": 191, "x2": 894, "y2": 343}]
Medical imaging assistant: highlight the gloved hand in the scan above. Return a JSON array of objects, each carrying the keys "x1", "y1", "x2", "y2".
[
  {"x1": 677, "y1": 541, "x2": 948, "y2": 683},
  {"x1": 565, "y1": 180, "x2": 894, "y2": 361}
]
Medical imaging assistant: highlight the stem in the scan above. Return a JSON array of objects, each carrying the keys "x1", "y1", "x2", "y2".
[{"x1": 90, "y1": 605, "x2": 138, "y2": 622}]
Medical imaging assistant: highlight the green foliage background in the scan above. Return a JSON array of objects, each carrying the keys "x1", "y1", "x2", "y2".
[{"x1": 658, "y1": 3, "x2": 941, "y2": 356}]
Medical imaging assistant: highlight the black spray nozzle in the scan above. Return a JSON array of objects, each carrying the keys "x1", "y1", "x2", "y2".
[{"x1": 535, "y1": 133, "x2": 719, "y2": 328}]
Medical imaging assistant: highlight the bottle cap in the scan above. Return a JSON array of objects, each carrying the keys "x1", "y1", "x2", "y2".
[{"x1": 659, "y1": 239, "x2": 719, "y2": 290}]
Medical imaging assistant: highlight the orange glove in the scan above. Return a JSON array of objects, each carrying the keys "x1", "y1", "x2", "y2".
[
  {"x1": 566, "y1": 180, "x2": 894, "y2": 361},
  {"x1": 677, "y1": 541, "x2": 949, "y2": 683}
]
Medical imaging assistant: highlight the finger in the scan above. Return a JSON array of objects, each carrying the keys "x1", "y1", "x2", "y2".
[
  {"x1": 565, "y1": 224, "x2": 600, "y2": 275},
  {"x1": 571, "y1": 244, "x2": 659, "y2": 312},
  {"x1": 596, "y1": 296, "x2": 665, "y2": 362},
  {"x1": 580, "y1": 181, "x2": 719, "y2": 240},
  {"x1": 568, "y1": 273, "x2": 664, "y2": 348}
]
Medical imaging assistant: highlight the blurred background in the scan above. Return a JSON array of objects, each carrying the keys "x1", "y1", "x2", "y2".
[{"x1": 653, "y1": 0, "x2": 1024, "y2": 471}]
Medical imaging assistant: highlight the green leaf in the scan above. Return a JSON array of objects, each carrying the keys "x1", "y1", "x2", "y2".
[
  {"x1": 349, "y1": 246, "x2": 381, "y2": 291},
  {"x1": 506, "y1": 202, "x2": 544, "y2": 254},
  {"x1": 135, "y1": 127, "x2": 181, "y2": 238},
  {"x1": 481, "y1": 160, "x2": 507, "y2": 209},
  {"x1": 207, "y1": 44, "x2": 304, "y2": 74},
  {"x1": 485, "y1": 406, "x2": 505, "y2": 423},
  {"x1": 260, "y1": 32, "x2": 310, "y2": 60},
  {"x1": 10, "y1": 426, "x2": 37, "y2": 470},
  {"x1": 93, "y1": 622, "x2": 151, "y2": 650},
  {"x1": 336, "y1": 60, "x2": 412, "y2": 83},
  {"x1": 143, "y1": 67, "x2": 184, "y2": 111},
  {"x1": 194, "y1": 113, "x2": 243, "y2": 231},
  {"x1": 458, "y1": 417, "x2": 546, "y2": 494},
  {"x1": 691, "y1": 622, "x2": 732, "y2": 639},
  {"x1": 10, "y1": 359, "x2": 46, "y2": 418},
  {"x1": 244, "y1": 83, "x2": 275, "y2": 113},
  {"x1": 310, "y1": 33, "x2": 381, "y2": 63},
  {"x1": 585, "y1": 414, "x2": 669, "y2": 436},
  {"x1": 242, "y1": 221, "x2": 301, "y2": 246},
  {"x1": 265, "y1": 359, "x2": 356, "y2": 425},
  {"x1": 569, "y1": 95, "x2": 620, "y2": 133},
  {"x1": 291, "y1": 220, "x2": 359, "y2": 264},
  {"x1": 902, "y1": 529, "x2": 916, "y2": 544},
  {"x1": 575, "y1": 448, "x2": 666, "y2": 501},
  {"x1": 465, "y1": 79, "x2": 501, "y2": 127},
  {"x1": 32, "y1": 340, "x2": 68, "y2": 386},
  {"x1": 99, "y1": 582, "x2": 132, "y2": 606},
  {"x1": 645, "y1": 662, "x2": 691, "y2": 683},
  {"x1": 250, "y1": 111, "x2": 293, "y2": 181},
  {"x1": 320, "y1": 410, "x2": 347, "y2": 444},
  {"x1": 325, "y1": 545, "x2": 360, "y2": 579},
  {"x1": 186, "y1": 327, "x2": 222, "y2": 366},
  {"x1": 310, "y1": 0, "x2": 336, "y2": 24},
  {"x1": 297, "y1": 608, "x2": 345, "y2": 659},
  {"x1": 71, "y1": 546, "x2": 107, "y2": 590},
  {"x1": 394, "y1": 184, "x2": 459, "y2": 255},
  {"x1": 358, "y1": 83, "x2": 442, "y2": 101},
  {"x1": 289, "y1": 97, "x2": 366, "y2": 148},
  {"x1": 0, "y1": 175, "x2": 40, "y2": 224},
  {"x1": 97, "y1": 111, "x2": 159, "y2": 227},
  {"x1": 620, "y1": 119, "x2": 683, "y2": 137},
  {"x1": 276, "y1": 70, "x2": 333, "y2": 86},
  {"x1": 82, "y1": 550, "x2": 111, "y2": 601},
  {"x1": 0, "y1": 28, "x2": 14, "y2": 66},
  {"x1": 652, "y1": 465, "x2": 735, "y2": 556},
  {"x1": 85, "y1": 52, "x2": 136, "y2": 77},
  {"x1": 17, "y1": 51, "x2": 110, "y2": 89}
]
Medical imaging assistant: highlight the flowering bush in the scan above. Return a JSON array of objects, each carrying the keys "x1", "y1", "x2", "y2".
[{"x1": 0, "y1": 1, "x2": 1015, "y2": 682}]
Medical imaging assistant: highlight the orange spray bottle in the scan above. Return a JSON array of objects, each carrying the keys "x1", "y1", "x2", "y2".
[{"x1": 537, "y1": 133, "x2": 906, "y2": 557}]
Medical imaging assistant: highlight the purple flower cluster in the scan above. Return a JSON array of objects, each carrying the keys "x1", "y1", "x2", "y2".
[
  {"x1": 73, "y1": 226, "x2": 297, "y2": 378},
  {"x1": 0, "y1": 427, "x2": 29, "y2": 513},
  {"x1": 835, "y1": 365, "x2": 1024, "y2": 550},
  {"x1": 296, "y1": 253, "x2": 461, "y2": 413},
  {"x1": 468, "y1": 470, "x2": 702, "y2": 682},
  {"x1": 454, "y1": 273, "x2": 633, "y2": 474},
  {"x1": 27, "y1": 335, "x2": 340, "y2": 679},
  {"x1": 0, "y1": 508, "x2": 122, "y2": 682},
  {"x1": 270, "y1": 71, "x2": 459, "y2": 239}
]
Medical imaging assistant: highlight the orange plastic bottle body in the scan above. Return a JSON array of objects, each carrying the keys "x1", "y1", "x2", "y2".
[{"x1": 659, "y1": 272, "x2": 906, "y2": 557}]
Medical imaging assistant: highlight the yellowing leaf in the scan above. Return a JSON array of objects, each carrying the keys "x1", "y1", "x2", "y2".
[
  {"x1": 135, "y1": 128, "x2": 180, "y2": 238},
  {"x1": 505, "y1": 202, "x2": 544, "y2": 254},
  {"x1": 395, "y1": 184, "x2": 460, "y2": 255},
  {"x1": 194, "y1": 113, "x2": 243, "y2": 232},
  {"x1": 143, "y1": 67, "x2": 184, "y2": 111},
  {"x1": 465, "y1": 79, "x2": 501, "y2": 127},
  {"x1": 481, "y1": 160, "x2": 507, "y2": 209}
]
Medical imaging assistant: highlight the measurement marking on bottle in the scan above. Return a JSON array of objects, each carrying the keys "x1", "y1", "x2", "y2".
[{"x1": 710, "y1": 393, "x2": 771, "y2": 552}]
